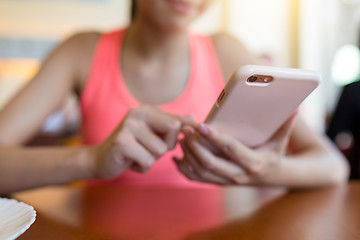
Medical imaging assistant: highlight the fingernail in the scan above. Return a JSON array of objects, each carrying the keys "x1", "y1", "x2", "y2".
[
  {"x1": 183, "y1": 128, "x2": 190, "y2": 138},
  {"x1": 197, "y1": 123, "x2": 210, "y2": 136}
]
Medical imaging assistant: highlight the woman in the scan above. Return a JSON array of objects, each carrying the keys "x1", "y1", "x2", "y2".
[{"x1": 0, "y1": 0, "x2": 349, "y2": 194}]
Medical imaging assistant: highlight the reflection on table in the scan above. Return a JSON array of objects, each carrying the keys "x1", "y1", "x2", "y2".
[{"x1": 13, "y1": 181, "x2": 360, "y2": 240}]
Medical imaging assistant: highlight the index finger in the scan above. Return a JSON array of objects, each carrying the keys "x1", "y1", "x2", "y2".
[
  {"x1": 173, "y1": 114, "x2": 198, "y2": 128},
  {"x1": 145, "y1": 111, "x2": 197, "y2": 149}
]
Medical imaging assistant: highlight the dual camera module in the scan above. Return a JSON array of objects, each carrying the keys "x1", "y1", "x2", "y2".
[{"x1": 247, "y1": 75, "x2": 273, "y2": 84}]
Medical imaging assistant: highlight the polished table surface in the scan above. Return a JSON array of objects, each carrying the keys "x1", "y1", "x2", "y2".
[{"x1": 13, "y1": 181, "x2": 360, "y2": 240}]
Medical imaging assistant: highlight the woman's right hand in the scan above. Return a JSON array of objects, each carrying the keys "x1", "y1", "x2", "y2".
[{"x1": 90, "y1": 105, "x2": 195, "y2": 180}]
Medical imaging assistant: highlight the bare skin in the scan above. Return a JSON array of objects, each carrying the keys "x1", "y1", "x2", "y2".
[{"x1": 0, "y1": 0, "x2": 349, "y2": 194}]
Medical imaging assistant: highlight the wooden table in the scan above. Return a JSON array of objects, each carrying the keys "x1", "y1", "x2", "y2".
[{"x1": 13, "y1": 181, "x2": 360, "y2": 240}]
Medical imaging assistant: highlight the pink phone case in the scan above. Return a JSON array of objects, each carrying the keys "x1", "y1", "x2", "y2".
[{"x1": 205, "y1": 65, "x2": 320, "y2": 147}]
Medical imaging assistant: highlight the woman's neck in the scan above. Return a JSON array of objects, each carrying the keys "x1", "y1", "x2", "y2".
[
  {"x1": 124, "y1": 19, "x2": 189, "y2": 61},
  {"x1": 120, "y1": 19, "x2": 192, "y2": 105}
]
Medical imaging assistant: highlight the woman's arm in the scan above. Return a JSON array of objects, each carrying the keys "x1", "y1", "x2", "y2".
[
  {"x1": 281, "y1": 117, "x2": 349, "y2": 187},
  {"x1": 0, "y1": 32, "x2": 99, "y2": 145},
  {"x1": 175, "y1": 116, "x2": 349, "y2": 188},
  {"x1": 0, "y1": 105, "x2": 196, "y2": 194},
  {"x1": 0, "y1": 33, "x2": 101, "y2": 194},
  {"x1": 0, "y1": 145, "x2": 95, "y2": 194}
]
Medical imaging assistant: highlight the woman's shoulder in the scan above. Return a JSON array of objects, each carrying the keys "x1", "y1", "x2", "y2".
[
  {"x1": 60, "y1": 32, "x2": 103, "y2": 88},
  {"x1": 65, "y1": 29, "x2": 125, "y2": 44},
  {"x1": 60, "y1": 31, "x2": 102, "y2": 53},
  {"x1": 49, "y1": 31, "x2": 102, "y2": 67},
  {"x1": 209, "y1": 32, "x2": 260, "y2": 80},
  {"x1": 60, "y1": 29, "x2": 124, "y2": 65}
]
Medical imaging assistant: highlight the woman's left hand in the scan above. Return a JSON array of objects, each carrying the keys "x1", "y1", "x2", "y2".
[{"x1": 174, "y1": 117, "x2": 296, "y2": 186}]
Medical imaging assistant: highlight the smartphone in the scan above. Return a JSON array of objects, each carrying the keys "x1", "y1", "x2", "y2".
[{"x1": 205, "y1": 65, "x2": 320, "y2": 148}]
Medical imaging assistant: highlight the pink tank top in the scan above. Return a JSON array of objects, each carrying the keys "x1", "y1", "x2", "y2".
[{"x1": 81, "y1": 29, "x2": 224, "y2": 187}]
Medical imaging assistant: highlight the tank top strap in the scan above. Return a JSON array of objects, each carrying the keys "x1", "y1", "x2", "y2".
[{"x1": 81, "y1": 29, "x2": 125, "y2": 111}]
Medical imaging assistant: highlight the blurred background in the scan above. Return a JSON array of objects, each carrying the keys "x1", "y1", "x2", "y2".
[{"x1": 0, "y1": 0, "x2": 360, "y2": 139}]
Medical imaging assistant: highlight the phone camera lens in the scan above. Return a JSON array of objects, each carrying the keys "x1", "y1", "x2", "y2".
[{"x1": 248, "y1": 75, "x2": 258, "y2": 82}]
